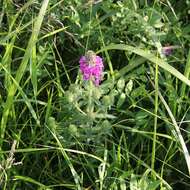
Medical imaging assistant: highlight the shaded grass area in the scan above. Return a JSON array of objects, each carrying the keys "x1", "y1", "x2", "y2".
[{"x1": 0, "y1": 0, "x2": 190, "y2": 189}]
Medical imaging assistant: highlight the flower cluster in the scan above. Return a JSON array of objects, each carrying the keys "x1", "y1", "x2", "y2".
[
  {"x1": 162, "y1": 46, "x2": 173, "y2": 56},
  {"x1": 162, "y1": 45, "x2": 180, "y2": 56},
  {"x1": 79, "y1": 52, "x2": 104, "y2": 86}
]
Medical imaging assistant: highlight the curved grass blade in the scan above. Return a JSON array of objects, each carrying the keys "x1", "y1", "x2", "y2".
[
  {"x1": 158, "y1": 90, "x2": 190, "y2": 176},
  {"x1": 98, "y1": 44, "x2": 190, "y2": 87},
  {"x1": 14, "y1": 176, "x2": 50, "y2": 189}
]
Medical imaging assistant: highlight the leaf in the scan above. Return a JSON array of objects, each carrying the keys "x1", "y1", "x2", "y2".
[{"x1": 130, "y1": 174, "x2": 139, "y2": 190}]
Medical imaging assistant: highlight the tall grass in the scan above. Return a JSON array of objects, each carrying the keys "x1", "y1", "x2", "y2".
[{"x1": 0, "y1": 0, "x2": 190, "y2": 189}]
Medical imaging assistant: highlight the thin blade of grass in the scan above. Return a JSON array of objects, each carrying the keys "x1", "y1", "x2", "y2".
[
  {"x1": 180, "y1": 49, "x2": 190, "y2": 98},
  {"x1": 30, "y1": 44, "x2": 38, "y2": 97},
  {"x1": 158, "y1": 90, "x2": 190, "y2": 176},
  {"x1": 1, "y1": 36, "x2": 16, "y2": 89},
  {"x1": 38, "y1": 27, "x2": 68, "y2": 41},
  {"x1": 14, "y1": 176, "x2": 49, "y2": 189},
  {"x1": 0, "y1": 147, "x2": 106, "y2": 163},
  {"x1": 9, "y1": 0, "x2": 35, "y2": 31},
  {"x1": 46, "y1": 125, "x2": 82, "y2": 190},
  {"x1": 151, "y1": 54, "x2": 159, "y2": 178},
  {"x1": 0, "y1": 64, "x2": 39, "y2": 124}
]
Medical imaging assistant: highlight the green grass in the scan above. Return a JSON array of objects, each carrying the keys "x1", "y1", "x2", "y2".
[{"x1": 0, "y1": 0, "x2": 190, "y2": 189}]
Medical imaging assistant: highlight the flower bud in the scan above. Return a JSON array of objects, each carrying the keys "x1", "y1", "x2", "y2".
[{"x1": 117, "y1": 77, "x2": 125, "y2": 92}]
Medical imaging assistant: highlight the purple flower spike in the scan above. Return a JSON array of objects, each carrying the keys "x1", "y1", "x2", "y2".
[{"x1": 79, "y1": 51, "x2": 104, "y2": 86}]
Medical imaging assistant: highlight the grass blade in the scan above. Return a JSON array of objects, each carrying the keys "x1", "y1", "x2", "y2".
[{"x1": 158, "y1": 90, "x2": 190, "y2": 176}]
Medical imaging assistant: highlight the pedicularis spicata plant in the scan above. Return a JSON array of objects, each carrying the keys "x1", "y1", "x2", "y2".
[
  {"x1": 53, "y1": 51, "x2": 115, "y2": 146},
  {"x1": 51, "y1": 50, "x2": 134, "y2": 147}
]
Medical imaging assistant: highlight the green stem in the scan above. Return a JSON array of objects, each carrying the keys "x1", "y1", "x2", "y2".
[
  {"x1": 151, "y1": 57, "x2": 159, "y2": 179},
  {"x1": 97, "y1": 16, "x2": 114, "y2": 78},
  {"x1": 85, "y1": 2, "x2": 93, "y2": 52},
  {"x1": 87, "y1": 80, "x2": 94, "y2": 114},
  {"x1": 180, "y1": 49, "x2": 190, "y2": 98}
]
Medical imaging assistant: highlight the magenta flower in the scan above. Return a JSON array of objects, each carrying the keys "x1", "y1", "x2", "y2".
[
  {"x1": 162, "y1": 46, "x2": 173, "y2": 56},
  {"x1": 79, "y1": 51, "x2": 104, "y2": 86},
  {"x1": 162, "y1": 45, "x2": 180, "y2": 56}
]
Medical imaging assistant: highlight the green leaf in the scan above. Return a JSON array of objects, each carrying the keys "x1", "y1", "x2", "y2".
[
  {"x1": 130, "y1": 174, "x2": 139, "y2": 190},
  {"x1": 117, "y1": 93, "x2": 126, "y2": 108}
]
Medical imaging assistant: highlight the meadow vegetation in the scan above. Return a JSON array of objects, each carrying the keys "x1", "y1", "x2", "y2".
[{"x1": 0, "y1": 0, "x2": 190, "y2": 189}]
